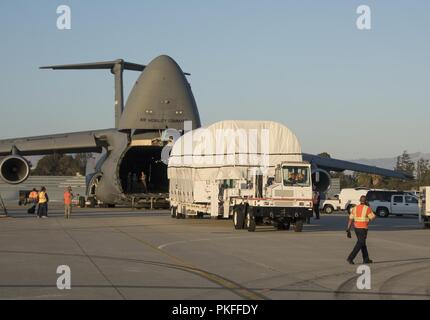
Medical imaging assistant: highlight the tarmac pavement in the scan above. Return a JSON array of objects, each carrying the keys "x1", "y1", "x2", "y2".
[{"x1": 0, "y1": 206, "x2": 429, "y2": 300}]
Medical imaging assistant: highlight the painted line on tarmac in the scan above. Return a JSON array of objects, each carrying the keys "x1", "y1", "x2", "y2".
[
  {"x1": 157, "y1": 235, "x2": 260, "y2": 250},
  {"x1": 1, "y1": 249, "x2": 429, "y2": 299},
  {"x1": 54, "y1": 219, "x2": 127, "y2": 300},
  {"x1": 113, "y1": 227, "x2": 267, "y2": 301},
  {"x1": 334, "y1": 259, "x2": 430, "y2": 299}
]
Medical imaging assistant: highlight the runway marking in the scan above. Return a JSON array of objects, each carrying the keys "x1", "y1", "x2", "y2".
[
  {"x1": 157, "y1": 235, "x2": 259, "y2": 250},
  {"x1": 0, "y1": 283, "x2": 429, "y2": 298},
  {"x1": 378, "y1": 264, "x2": 430, "y2": 299},
  {"x1": 54, "y1": 219, "x2": 127, "y2": 300},
  {"x1": 113, "y1": 227, "x2": 267, "y2": 300},
  {"x1": 1, "y1": 250, "x2": 430, "y2": 299},
  {"x1": 334, "y1": 259, "x2": 430, "y2": 299}
]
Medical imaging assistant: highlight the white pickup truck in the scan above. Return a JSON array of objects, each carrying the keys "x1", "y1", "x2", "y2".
[{"x1": 369, "y1": 193, "x2": 419, "y2": 218}]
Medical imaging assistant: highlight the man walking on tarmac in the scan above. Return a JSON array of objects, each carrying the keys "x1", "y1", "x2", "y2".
[{"x1": 346, "y1": 195, "x2": 376, "y2": 264}]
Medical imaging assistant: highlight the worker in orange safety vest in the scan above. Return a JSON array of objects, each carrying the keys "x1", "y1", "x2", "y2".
[
  {"x1": 346, "y1": 195, "x2": 376, "y2": 265},
  {"x1": 63, "y1": 186, "x2": 74, "y2": 219}
]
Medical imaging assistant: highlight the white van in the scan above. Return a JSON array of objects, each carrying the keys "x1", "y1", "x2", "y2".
[{"x1": 338, "y1": 188, "x2": 370, "y2": 213}]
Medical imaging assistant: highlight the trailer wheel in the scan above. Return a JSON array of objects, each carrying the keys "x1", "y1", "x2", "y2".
[
  {"x1": 79, "y1": 196, "x2": 86, "y2": 208},
  {"x1": 88, "y1": 197, "x2": 96, "y2": 208},
  {"x1": 245, "y1": 212, "x2": 256, "y2": 232},
  {"x1": 293, "y1": 219, "x2": 304, "y2": 232},
  {"x1": 233, "y1": 206, "x2": 245, "y2": 230},
  {"x1": 171, "y1": 207, "x2": 177, "y2": 218}
]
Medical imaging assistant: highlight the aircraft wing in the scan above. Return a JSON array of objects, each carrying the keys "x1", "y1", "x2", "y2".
[
  {"x1": 302, "y1": 153, "x2": 413, "y2": 180},
  {"x1": 0, "y1": 129, "x2": 116, "y2": 156}
]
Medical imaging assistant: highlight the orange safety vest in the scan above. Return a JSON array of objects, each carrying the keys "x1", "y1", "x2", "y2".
[
  {"x1": 29, "y1": 191, "x2": 38, "y2": 200},
  {"x1": 349, "y1": 204, "x2": 376, "y2": 229},
  {"x1": 64, "y1": 191, "x2": 72, "y2": 205},
  {"x1": 38, "y1": 191, "x2": 47, "y2": 204}
]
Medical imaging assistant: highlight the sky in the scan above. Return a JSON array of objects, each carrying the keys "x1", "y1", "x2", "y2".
[{"x1": 0, "y1": 0, "x2": 429, "y2": 159}]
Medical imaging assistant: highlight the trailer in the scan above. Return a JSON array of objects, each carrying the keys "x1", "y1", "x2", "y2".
[
  {"x1": 168, "y1": 120, "x2": 314, "y2": 232},
  {"x1": 419, "y1": 187, "x2": 430, "y2": 229}
]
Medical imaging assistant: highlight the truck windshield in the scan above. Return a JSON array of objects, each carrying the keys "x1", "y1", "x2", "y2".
[{"x1": 282, "y1": 166, "x2": 310, "y2": 186}]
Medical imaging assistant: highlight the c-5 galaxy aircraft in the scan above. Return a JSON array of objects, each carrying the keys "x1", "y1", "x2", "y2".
[
  {"x1": 0, "y1": 55, "x2": 200, "y2": 206},
  {"x1": 0, "y1": 55, "x2": 410, "y2": 207}
]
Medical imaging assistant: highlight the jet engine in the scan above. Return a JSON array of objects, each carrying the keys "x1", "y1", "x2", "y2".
[
  {"x1": 311, "y1": 168, "x2": 331, "y2": 193},
  {"x1": 0, "y1": 155, "x2": 30, "y2": 184}
]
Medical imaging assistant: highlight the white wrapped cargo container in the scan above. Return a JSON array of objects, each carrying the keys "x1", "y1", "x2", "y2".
[{"x1": 168, "y1": 120, "x2": 313, "y2": 232}]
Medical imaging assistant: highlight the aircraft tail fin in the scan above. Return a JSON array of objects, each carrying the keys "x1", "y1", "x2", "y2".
[{"x1": 40, "y1": 59, "x2": 145, "y2": 128}]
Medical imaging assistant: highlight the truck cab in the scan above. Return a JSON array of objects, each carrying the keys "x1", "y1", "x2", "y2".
[
  {"x1": 266, "y1": 162, "x2": 313, "y2": 203},
  {"x1": 234, "y1": 162, "x2": 313, "y2": 232}
]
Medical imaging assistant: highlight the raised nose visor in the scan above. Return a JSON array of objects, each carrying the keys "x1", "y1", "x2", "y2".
[{"x1": 118, "y1": 55, "x2": 201, "y2": 131}]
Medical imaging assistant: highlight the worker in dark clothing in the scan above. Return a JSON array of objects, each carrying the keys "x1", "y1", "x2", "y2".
[
  {"x1": 37, "y1": 186, "x2": 49, "y2": 218},
  {"x1": 140, "y1": 170, "x2": 148, "y2": 193},
  {"x1": 346, "y1": 195, "x2": 376, "y2": 264},
  {"x1": 132, "y1": 172, "x2": 138, "y2": 193},
  {"x1": 312, "y1": 189, "x2": 320, "y2": 220},
  {"x1": 126, "y1": 172, "x2": 132, "y2": 193},
  {"x1": 28, "y1": 188, "x2": 38, "y2": 214}
]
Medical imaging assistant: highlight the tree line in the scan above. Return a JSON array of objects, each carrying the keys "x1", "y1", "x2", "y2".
[
  {"x1": 326, "y1": 151, "x2": 430, "y2": 191},
  {"x1": 31, "y1": 153, "x2": 92, "y2": 176}
]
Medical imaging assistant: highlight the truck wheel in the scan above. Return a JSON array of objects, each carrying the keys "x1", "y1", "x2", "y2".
[
  {"x1": 324, "y1": 205, "x2": 334, "y2": 214},
  {"x1": 376, "y1": 207, "x2": 390, "y2": 218},
  {"x1": 276, "y1": 221, "x2": 284, "y2": 230},
  {"x1": 171, "y1": 207, "x2": 177, "y2": 218},
  {"x1": 293, "y1": 219, "x2": 304, "y2": 232},
  {"x1": 245, "y1": 212, "x2": 256, "y2": 232},
  {"x1": 233, "y1": 206, "x2": 245, "y2": 230}
]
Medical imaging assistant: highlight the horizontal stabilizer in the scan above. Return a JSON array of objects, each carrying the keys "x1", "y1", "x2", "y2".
[
  {"x1": 40, "y1": 59, "x2": 146, "y2": 72},
  {"x1": 40, "y1": 59, "x2": 191, "y2": 75}
]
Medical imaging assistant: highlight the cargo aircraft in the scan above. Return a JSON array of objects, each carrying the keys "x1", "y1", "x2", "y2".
[{"x1": 0, "y1": 55, "x2": 411, "y2": 206}]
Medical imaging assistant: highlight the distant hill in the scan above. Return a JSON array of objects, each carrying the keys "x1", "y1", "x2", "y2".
[{"x1": 350, "y1": 152, "x2": 430, "y2": 170}]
